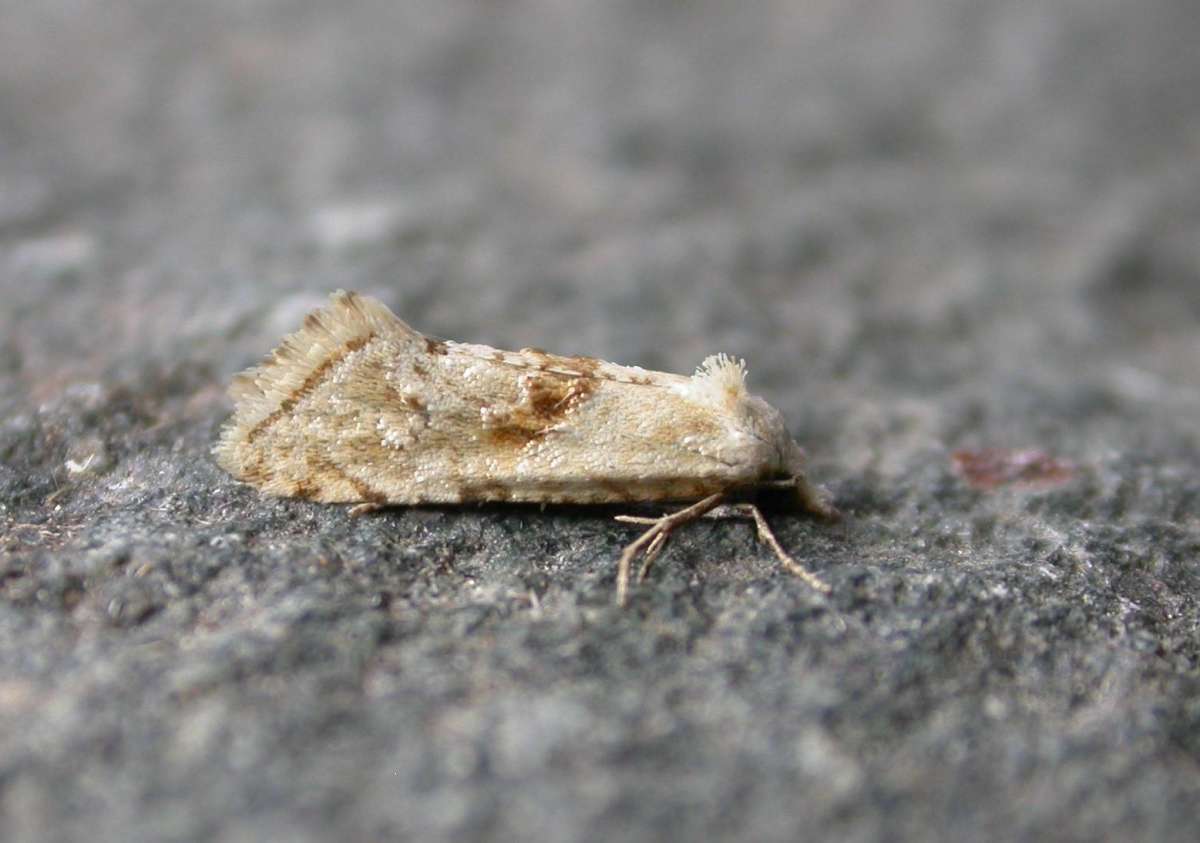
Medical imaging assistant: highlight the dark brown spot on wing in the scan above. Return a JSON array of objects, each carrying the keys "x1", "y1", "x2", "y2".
[
  {"x1": 524, "y1": 373, "x2": 595, "y2": 420},
  {"x1": 425, "y1": 337, "x2": 449, "y2": 355},
  {"x1": 401, "y1": 394, "x2": 427, "y2": 414},
  {"x1": 482, "y1": 371, "x2": 596, "y2": 449},
  {"x1": 485, "y1": 423, "x2": 546, "y2": 449}
]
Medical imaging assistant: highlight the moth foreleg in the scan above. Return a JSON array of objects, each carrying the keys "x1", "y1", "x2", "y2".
[
  {"x1": 613, "y1": 497, "x2": 831, "y2": 602},
  {"x1": 613, "y1": 493, "x2": 726, "y2": 607}
]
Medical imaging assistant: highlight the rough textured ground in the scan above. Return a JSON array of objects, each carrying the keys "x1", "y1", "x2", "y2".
[{"x1": 2, "y1": 1, "x2": 1200, "y2": 841}]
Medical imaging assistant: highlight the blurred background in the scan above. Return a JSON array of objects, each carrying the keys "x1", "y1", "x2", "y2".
[
  {"x1": 3, "y1": 1, "x2": 1200, "y2": 840},
  {"x1": 5, "y1": 0, "x2": 1197, "y2": 396}
]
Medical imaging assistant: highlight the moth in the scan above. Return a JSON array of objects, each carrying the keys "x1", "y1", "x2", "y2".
[{"x1": 214, "y1": 290, "x2": 836, "y2": 605}]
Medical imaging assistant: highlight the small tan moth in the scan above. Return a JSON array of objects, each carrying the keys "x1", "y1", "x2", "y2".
[{"x1": 214, "y1": 290, "x2": 836, "y2": 605}]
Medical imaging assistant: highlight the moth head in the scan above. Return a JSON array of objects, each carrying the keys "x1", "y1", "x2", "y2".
[
  {"x1": 740, "y1": 393, "x2": 807, "y2": 476},
  {"x1": 683, "y1": 355, "x2": 805, "y2": 481}
]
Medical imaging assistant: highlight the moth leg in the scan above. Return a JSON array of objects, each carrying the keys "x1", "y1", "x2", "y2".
[
  {"x1": 348, "y1": 502, "x2": 385, "y2": 517},
  {"x1": 613, "y1": 514, "x2": 659, "y2": 525},
  {"x1": 715, "y1": 503, "x2": 831, "y2": 594},
  {"x1": 614, "y1": 493, "x2": 726, "y2": 607},
  {"x1": 637, "y1": 530, "x2": 670, "y2": 583},
  {"x1": 619, "y1": 514, "x2": 681, "y2": 580}
]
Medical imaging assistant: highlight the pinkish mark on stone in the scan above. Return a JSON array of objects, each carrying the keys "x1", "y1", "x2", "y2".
[{"x1": 952, "y1": 448, "x2": 1075, "y2": 490}]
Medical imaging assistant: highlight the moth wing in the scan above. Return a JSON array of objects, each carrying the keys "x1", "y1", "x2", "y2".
[
  {"x1": 214, "y1": 290, "x2": 429, "y2": 500},
  {"x1": 216, "y1": 291, "x2": 761, "y2": 504}
]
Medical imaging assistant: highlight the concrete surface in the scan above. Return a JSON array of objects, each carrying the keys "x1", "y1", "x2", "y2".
[{"x1": 2, "y1": 1, "x2": 1199, "y2": 840}]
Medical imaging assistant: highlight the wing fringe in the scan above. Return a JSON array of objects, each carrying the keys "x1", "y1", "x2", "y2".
[{"x1": 213, "y1": 290, "x2": 408, "y2": 473}]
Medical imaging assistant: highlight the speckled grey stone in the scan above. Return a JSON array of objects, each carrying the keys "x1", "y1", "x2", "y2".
[{"x1": 2, "y1": 1, "x2": 1200, "y2": 841}]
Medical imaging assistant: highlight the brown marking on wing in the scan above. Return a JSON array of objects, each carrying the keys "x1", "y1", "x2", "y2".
[
  {"x1": 518, "y1": 347, "x2": 602, "y2": 379},
  {"x1": 525, "y1": 372, "x2": 595, "y2": 418},
  {"x1": 245, "y1": 333, "x2": 376, "y2": 442},
  {"x1": 484, "y1": 422, "x2": 545, "y2": 449},
  {"x1": 425, "y1": 337, "x2": 449, "y2": 356},
  {"x1": 348, "y1": 476, "x2": 389, "y2": 504},
  {"x1": 673, "y1": 408, "x2": 727, "y2": 443},
  {"x1": 240, "y1": 452, "x2": 274, "y2": 486},
  {"x1": 292, "y1": 480, "x2": 320, "y2": 499},
  {"x1": 400, "y1": 394, "x2": 427, "y2": 414},
  {"x1": 311, "y1": 454, "x2": 388, "y2": 504},
  {"x1": 482, "y1": 371, "x2": 596, "y2": 449}
]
